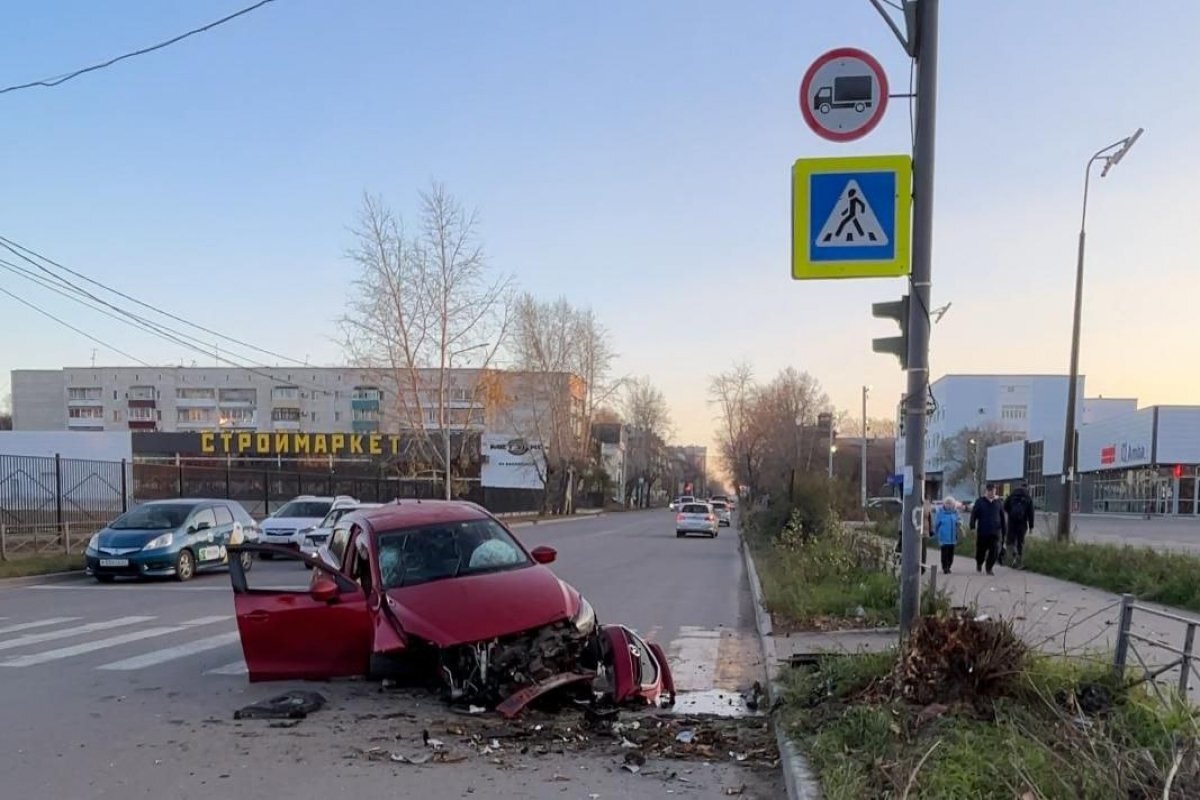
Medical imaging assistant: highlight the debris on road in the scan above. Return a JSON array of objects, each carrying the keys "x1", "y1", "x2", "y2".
[{"x1": 233, "y1": 691, "x2": 327, "y2": 721}]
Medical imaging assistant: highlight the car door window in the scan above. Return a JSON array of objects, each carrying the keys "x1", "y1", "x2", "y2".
[
  {"x1": 189, "y1": 507, "x2": 217, "y2": 532},
  {"x1": 329, "y1": 524, "x2": 351, "y2": 564},
  {"x1": 346, "y1": 529, "x2": 373, "y2": 595},
  {"x1": 213, "y1": 505, "x2": 234, "y2": 527}
]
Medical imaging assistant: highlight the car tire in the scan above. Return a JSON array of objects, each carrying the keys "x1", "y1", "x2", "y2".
[
  {"x1": 174, "y1": 549, "x2": 196, "y2": 582},
  {"x1": 95, "y1": 574, "x2": 115, "y2": 584},
  {"x1": 676, "y1": 531, "x2": 685, "y2": 538}
]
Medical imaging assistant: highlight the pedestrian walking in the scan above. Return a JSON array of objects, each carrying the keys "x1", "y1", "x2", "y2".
[
  {"x1": 933, "y1": 496, "x2": 961, "y2": 575},
  {"x1": 1002, "y1": 481, "x2": 1036, "y2": 569},
  {"x1": 969, "y1": 483, "x2": 1007, "y2": 576}
]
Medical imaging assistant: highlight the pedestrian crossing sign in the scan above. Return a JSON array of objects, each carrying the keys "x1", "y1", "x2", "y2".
[{"x1": 792, "y1": 154, "x2": 912, "y2": 279}]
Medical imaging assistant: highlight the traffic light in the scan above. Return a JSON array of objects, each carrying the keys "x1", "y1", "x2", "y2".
[
  {"x1": 1174, "y1": 464, "x2": 1183, "y2": 479},
  {"x1": 872, "y1": 295, "x2": 910, "y2": 369}
]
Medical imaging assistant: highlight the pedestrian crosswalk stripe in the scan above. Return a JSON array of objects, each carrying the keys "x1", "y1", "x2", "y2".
[
  {"x1": 98, "y1": 632, "x2": 241, "y2": 671},
  {"x1": 206, "y1": 659, "x2": 248, "y2": 676},
  {"x1": 0, "y1": 616, "x2": 156, "y2": 653},
  {"x1": 0, "y1": 616, "x2": 230, "y2": 668},
  {"x1": 0, "y1": 617, "x2": 82, "y2": 635}
]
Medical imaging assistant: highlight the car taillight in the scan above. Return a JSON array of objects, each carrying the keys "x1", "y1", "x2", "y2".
[
  {"x1": 676, "y1": 514, "x2": 685, "y2": 522},
  {"x1": 706, "y1": 514, "x2": 715, "y2": 521}
]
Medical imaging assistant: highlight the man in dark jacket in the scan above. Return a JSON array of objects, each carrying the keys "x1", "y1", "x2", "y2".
[
  {"x1": 1003, "y1": 482, "x2": 1036, "y2": 569},
  {"x1": 970, "y1": 483, "x2": 1006, "y2": 576}
]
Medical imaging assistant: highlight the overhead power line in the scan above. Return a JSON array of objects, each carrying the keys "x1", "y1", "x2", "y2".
[
  {"x1": 0, "y1": 0, "x2": 278, "y2": 96},
  {"x1": 0, "y1": 235, "x2": 308, "y2": 367},
  {"x1": 0, "y1": 284, "x2": 153, "y2": 367}
]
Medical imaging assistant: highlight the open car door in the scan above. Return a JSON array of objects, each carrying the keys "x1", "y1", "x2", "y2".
[{"x1": 228, "y1": 543, "x2": 372, "y2": 681}]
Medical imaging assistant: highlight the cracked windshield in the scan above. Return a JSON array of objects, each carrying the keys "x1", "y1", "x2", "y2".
[{"x1": 1, "y1": 1, "x2": 1197, "y2": 799}]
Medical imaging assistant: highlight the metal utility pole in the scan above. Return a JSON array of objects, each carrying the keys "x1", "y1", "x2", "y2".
[
  {"x1": 827, "y1": 424, "x2": 836, "y2": 479},
  {"x1": 1057, "y1": 127, "x2": 1143, "y2": 541},
  {"x1": 861, "y1": 385, "x2": 870, "y2": 509},
  {"x1": 898, "y1": 0, "x2": 939, "y2": 637}
]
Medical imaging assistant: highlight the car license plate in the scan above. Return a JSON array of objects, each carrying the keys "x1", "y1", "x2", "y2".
[{"x1": 99, "y1": 558, "x2": 128, "y2": 567}]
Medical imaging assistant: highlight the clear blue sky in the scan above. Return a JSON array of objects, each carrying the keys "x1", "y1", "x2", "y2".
[{"x1": 2, "y1": 1, "x2": 1197, "y2": 452}]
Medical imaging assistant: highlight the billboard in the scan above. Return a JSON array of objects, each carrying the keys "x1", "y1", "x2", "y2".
[
  {"x1": 481, "y1": 434, "x2": 545, "y2": 490},
  {"x1": 1078, "y1": 407, "x2": 1154, "y2": 472}
]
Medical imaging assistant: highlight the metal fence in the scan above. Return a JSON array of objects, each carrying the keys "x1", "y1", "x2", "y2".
[{"x1": 1112, "y1": 594, "x2": 1200, "y2": 702}]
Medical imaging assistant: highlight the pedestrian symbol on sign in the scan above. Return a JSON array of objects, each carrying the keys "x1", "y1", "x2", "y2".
[{"x1": 815, "y1": 179, "x2": 889, "y2": 247}]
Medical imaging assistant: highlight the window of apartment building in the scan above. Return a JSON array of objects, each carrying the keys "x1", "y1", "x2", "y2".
[
  {"x1": 178, "y1": 408, "x2": 214, "y2": 423},
  {"x1": 68, "y1": 387, "x2": 103, "y2": 401},
  {"x1": 352, "y1": 386, "x2": 383, "y2": 401},
  {"x1": 68, "y1": 406, "x2": 103, "y2": 419},
  {"x1": 335, "y1": 411, "x2": 342, "y2": 422},
  {"x1": 352, "y1": 408, "x2": 381, "y2": 422},
  {"x1": 219, "y1": 407, "x2": 255, "y2": 424},
  {"x1": 272, "y1": 407, "x2": 302, "y2": 422},
  {"x1": 128, "y1": 407, "x2": 155, "y2": 421},
  {"x1": 177, "y1": 388, "x2": 216, "y2": 400},
  {"x1": 272, "y1": 386, "x2": 300, "y2": 402},
  {"x1": 112, "y1": 409, "x2": 123, "y2": 422},
  {"x1": 449, "y1": 408, "x2": 485, "y2": 426},
  {"x1": 449, "y1": 387, "x2": 470, "y2": 403},
  {"x1": 1001, "y1": 404, "x2": 1028, "y2": 421},
  {"x1": 219, "y1": 388, "x2": 256, "y2": 404},
  {"x1": 128, "y1": 385, "x2": 155, "y2": 401},
  {"x1": 311, "y1": 412, "x2": 318, "y2": 422}
]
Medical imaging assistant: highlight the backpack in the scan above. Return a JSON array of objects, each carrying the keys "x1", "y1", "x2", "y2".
[{"x1": 1008, "y1": 494, "x2": 1029, "y2": 526}]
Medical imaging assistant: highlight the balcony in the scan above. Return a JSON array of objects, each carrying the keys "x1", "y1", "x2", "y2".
[
  {"x1": 352, "y1": 419, "x2": 380, "y2": 433},
  {"x1": 350, "y1": 398, "x2": 380, "y2": 411},
  {"x1": 128, "y1": 420, "x2": 157, "y2": 431},
  {"x1": 176, "y1": 418, "x2": 216, "y2": 430},
  {"x1": 175, "y1": 397, "x2": 218, "y2": 408},
  {"x1": 67, "y1": 397, "x2": 104, "y2": 407},
  {"x1": 272, "y1": 419, "x2": 301, "y2": 431},
  {"x1": 67, "y1": 417, "x2": 104, "y2": 429}
]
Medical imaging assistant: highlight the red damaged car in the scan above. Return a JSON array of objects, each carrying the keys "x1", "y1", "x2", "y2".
[{"x1": 227, "y1": 501, "x2": 674, "y2": 716}]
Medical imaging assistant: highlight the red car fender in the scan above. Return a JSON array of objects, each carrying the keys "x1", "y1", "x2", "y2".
[
  {"x1": 648, "y1": 641, "x2": 676, "y2": 707},
  {"x1": 370, "y1": 591, "x2": 408, "y2": 656}
]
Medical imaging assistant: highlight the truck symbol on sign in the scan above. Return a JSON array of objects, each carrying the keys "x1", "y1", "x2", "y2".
[{"x1": 813, "y1": 75, "x2": 873, "y2": 114}]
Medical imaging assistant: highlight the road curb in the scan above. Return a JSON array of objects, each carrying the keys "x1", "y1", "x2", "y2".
[
  {"x1": 740, "y1": 534, "x2": 823, "y2": 800},
  {"x1": 0, "y1": 569, "x2": 89, "y2": 589}
]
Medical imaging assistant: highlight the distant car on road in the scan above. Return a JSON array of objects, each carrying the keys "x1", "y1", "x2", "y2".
[
  {"x1": 260, "y1": 495, "x2": 358, "y2": 557},
  {"x1": 709, "y1": 500, "x2": 732, "y2": 527},
  {"x1": 85, "y1": 498, "x2": 259, "y2": 582},
  {"x1": 675, "y1": 502, "x2": 718, "y2": 538},
  {"x1": 299, "y1": 502, "x2": 384, "y2": 564},
  {"x1": 710, "y1": 494, "x2": 736, "y2": 512},
  {"x1": 668, "y1": 495, "x2": 696, "y2": 511}
]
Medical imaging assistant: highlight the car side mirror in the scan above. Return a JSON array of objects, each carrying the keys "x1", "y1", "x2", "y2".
[
  {"x1": 192, "y1": 521, "x2": 211, "y2": 533},
  {"x1": 310, "y1": 577, "x2": 340, "y2": 603},
  {"x1": 530, "y1": 546, "x2": 557, "y2": 565}
]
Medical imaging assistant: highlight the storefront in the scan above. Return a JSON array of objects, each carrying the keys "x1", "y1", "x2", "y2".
[{"x1": 986, "y1": 406, "x2": 1200, "y2": 516}]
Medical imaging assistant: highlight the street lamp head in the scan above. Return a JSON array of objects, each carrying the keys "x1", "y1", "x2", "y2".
[
  {"x1": 1101, "y1": 127, "x2": 1144, "y2": 177},
  {"x1": 830, "y1": 445, "x2": 838, "y2": 453}
]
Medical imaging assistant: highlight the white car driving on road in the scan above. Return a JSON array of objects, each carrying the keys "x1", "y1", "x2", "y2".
[
  {"x1": 709, "y1": 499, "x2": 732, "y2": 527},
  {"x1": 675, "y1": 502, "x2": 719, "y2": 538}
]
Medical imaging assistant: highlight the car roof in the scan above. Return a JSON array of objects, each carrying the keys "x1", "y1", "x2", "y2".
[{"x1": 355, "y1": 500, "x2": 493, "y2": 532}]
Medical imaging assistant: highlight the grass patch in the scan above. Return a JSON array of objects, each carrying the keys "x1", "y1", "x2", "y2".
[
  {"x1": 1022, "y1": 538, "x2": 1200, "y2": 612},
  {"x1": 781, "y1": 620, "x2": 1200, "y2": 799},
  {"x1": 0, "y1": 553, "x2": 85, "y2": 579},
  {"x1": 747, "y1": 506, "x2": 949, "y2": 629}
]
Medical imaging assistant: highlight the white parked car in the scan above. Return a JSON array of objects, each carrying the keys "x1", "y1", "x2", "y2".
[
  {"x1": 675, "y1": 502, "x2": 718, "y2": 538},
  {"x1": 709, "y1": 500, "x2": 732, "y2": 527},
  {"x1": 299, "y1": 502, "x2": 383, "y2": 564},
  {"x1": 259, "y1": 495, "x2": 358, "y2": 558}
]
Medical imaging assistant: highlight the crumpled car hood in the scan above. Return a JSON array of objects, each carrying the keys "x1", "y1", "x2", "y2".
[{"x1": 385, "y1": 566, "x2": 579, "y2": 647}]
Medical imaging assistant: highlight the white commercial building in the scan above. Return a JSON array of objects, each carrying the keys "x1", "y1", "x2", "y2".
[{"x1": 894, "y1": 374, "x2": 1085, "y2": 501}]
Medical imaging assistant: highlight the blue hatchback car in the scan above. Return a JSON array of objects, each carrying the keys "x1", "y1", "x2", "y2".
[{"x1": 85, "y1": 499, "x2": 260, "y2": 582}]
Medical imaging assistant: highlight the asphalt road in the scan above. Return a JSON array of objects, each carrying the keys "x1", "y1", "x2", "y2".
[{"x1": 0, "y1": 508, "x2": 780, "y2": 799}]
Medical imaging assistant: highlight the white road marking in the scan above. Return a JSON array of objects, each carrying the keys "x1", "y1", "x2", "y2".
[
  {"x1": 0, "y1": 616, "x2": 230, "y2": 668},
  {"x1": 0, "y1": 617, "x2": 82, "y2": 635},
  {"x1": 0, "y1": 617, "x2": 156, "y2": 653},
  {"x1": 667, "y1": 626, "x2": 724, "y2": 692},
  {"x1": 98, "y1": 632, "x2": 241, "y2": 671},
  {"x1": 205, "y1": 659, "x2": 248, "y2": 676}
]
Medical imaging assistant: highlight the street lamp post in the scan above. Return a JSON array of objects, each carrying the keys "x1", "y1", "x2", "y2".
[
  {"x1": 1057, "y1": 128, "x2": 1143, "y2": 541},
  {"x1": 861, "y1": 385, "x2": 870, "y2": 509},
  {"x1": 968, "y1": 438, "x2": 979, "y2": 497},
  {"x1": 828, "y1": 444, "x2": 837, "y2": 479}
]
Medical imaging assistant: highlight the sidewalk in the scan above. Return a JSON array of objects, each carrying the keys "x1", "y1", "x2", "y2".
[{"x1": 939, "y1": 549, "x2": 1200, "y2": 703}]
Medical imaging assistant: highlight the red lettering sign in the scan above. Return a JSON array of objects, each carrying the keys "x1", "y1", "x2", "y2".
[{"x1": 1100, "y1": 445, "x2": 1116, "y2": 466}]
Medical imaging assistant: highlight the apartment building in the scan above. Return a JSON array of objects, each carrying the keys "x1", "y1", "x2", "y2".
[{"x1": 10, "y1": 367, "x2": 578, "y2": 440}]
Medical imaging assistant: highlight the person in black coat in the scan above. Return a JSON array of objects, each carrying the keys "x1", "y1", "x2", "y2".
[
  {"x1": 969, "y1": 483, "x2": 1007, "y2": 576},
  {"x1": 1003, "y1": 482, "x2": 1036, "y2": 569}
]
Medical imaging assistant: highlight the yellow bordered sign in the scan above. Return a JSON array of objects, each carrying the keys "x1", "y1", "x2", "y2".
[{"x1": 791, "y1": 154, "x2": 912, "y2": 279}]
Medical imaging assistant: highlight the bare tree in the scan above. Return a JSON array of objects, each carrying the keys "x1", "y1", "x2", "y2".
[
  {"x1": 938, "y1": 424, "x2": 1019, "y2": 497},
  {"x1": 709, "y1": 361, "x2": 761, "y2": 496},
  {"x1": 342, "y1": 184, "x2": 514, "y2": 498},
  {"x1": 505, "y1": 295, "x2": 621, "y2": 512},
  {"x1": 622, "y1": 377, "x2": 672, "y2": 507}
]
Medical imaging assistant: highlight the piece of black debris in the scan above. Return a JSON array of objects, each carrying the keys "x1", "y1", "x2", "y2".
[
  {"x1": 624, "y1": 751, "x2": 647, "y2": 767},
  {"x1": 233, "y1": 691, "x2": 327, "y2": 720}
]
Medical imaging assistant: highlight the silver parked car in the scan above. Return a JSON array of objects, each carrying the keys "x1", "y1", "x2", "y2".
[{"x1": 675, "y1": 502, "x2": 719, "y2": 538}]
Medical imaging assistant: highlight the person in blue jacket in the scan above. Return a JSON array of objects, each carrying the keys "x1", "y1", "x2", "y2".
[{"x1": 934, "y1": 497, "x2": 961, "y2": 575}]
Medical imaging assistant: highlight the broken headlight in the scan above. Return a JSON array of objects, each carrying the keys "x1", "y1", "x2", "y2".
[{"x1": 571, "y1": 597, "x2": 597, "y2": 636}]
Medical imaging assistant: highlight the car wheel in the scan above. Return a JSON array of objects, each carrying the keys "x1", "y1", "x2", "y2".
[
  {"x1": 95, "y1": 574, "x2": 115, "y2": 584},
  {"x1": 174, "y1": 549, "x2": 196, "y2": 582},
  {"x1": 239, "y1": 551, "x2": 255, "y2": 572},
  {"x1": 676, "y1": 531, "x2": 685, "y2": 538}
]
